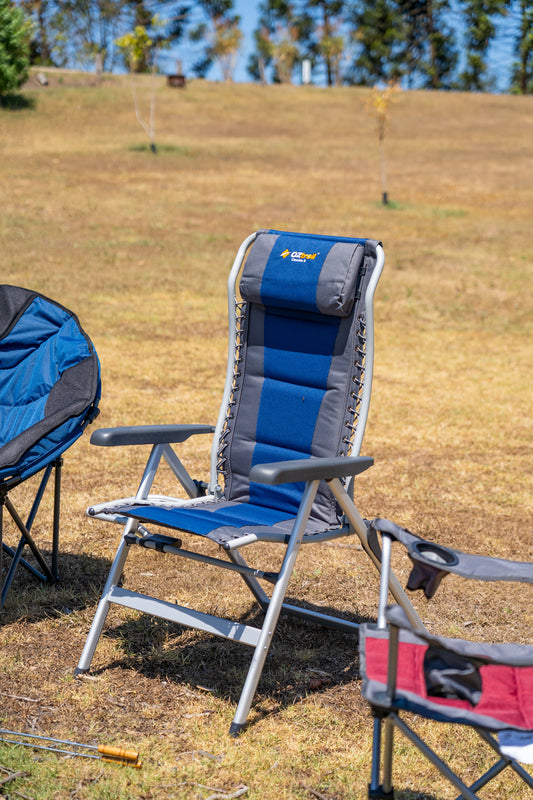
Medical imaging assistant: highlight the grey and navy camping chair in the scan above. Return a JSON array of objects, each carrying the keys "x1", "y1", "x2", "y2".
[
  {"x1": 361, "y1": 518, "x2": 533, "y2": 800},
  {"x1": 0, "y1": 285, "x2": 100, "y2": 609},
  {"x1": 76, "y1": 229, "x2": 423, "y2": 735}
]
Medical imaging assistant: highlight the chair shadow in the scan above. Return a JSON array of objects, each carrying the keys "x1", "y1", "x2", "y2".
[
  {"x1": 0, "y1": 549, "x2": 111, "y2": 625},
  {"x1": 95, "y1": 597, "x2": 374, "y2": 715}
]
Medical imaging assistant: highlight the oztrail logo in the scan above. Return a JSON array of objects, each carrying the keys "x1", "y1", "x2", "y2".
[{"x1": 280, "y1": 248, "x2": 319, "y2": 263}]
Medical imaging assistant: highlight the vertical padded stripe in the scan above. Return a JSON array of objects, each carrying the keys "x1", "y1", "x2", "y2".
[{"x1": 249, "y1": 309, "x2": 340, "y2": 515}]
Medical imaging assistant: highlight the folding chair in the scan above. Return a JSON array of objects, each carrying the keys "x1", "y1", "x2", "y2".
[
  {"x1": 76, "y1": 229, "x2": 423, "y2": 735},
  {"x1": 360, "y1": 518, "x2": 533, "y2": 799},
  {"x1": 0, "y1": 285, "x2": 101, "y2": 609}
]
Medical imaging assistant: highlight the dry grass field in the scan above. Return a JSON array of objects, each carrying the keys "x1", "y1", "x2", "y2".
[{"x1": 0, "y1": 69, "x2": 532, "y2": 799}]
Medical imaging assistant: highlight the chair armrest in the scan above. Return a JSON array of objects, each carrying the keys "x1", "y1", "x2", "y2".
[
  {"x1": 90, "y1": 424, "x2": 215, "y2": 447},
  {"x1": 371, "y1": 518, "x2": 533, "y2": 599},
  {"x1": 249, "y1": 455, "x2": 373, "y2": 485}
]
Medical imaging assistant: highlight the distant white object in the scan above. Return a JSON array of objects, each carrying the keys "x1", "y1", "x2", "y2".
[
  {"x1": 36, "y1": 72, "x2": 48, "y2": 86},
  {"x1": 302, "y1": 59, "x2": 311, "y2": 85}
]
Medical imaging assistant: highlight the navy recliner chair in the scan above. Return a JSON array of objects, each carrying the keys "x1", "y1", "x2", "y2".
[
  {"x1": 76, "y1": 229, "x2": 423, "y2": 735},
  {"x1": 0, "y1": 285, "x2": 100, "y2": 609}
]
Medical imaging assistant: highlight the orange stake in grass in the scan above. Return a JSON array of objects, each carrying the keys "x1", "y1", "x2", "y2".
[{"x1": 0, "y1": 730, "x2": 141, "y2": 767}]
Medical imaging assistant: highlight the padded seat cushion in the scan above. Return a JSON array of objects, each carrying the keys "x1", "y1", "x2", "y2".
[
  {"x1": 101, "y1": 497, "x2": 329, "y2": 546},
  {"x1": 0, "y1": 285, "x2": 100, "y2": 481}
]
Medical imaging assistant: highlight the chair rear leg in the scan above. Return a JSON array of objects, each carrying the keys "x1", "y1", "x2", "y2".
[
  {"x1": 76, "y1": 522, "x2": 134, "y2": 674},
  {"x1": 227, "y1": 548, "x2": 270, "y2": 609},
  {"x1": 4, "y1": 496, "x2": 55, "y2": 582},
  {"x1": 51, "y1": 458, "x2": 62, "y2": 580}
]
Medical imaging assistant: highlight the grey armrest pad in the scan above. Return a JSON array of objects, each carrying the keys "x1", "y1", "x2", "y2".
[
  {"x1": 90, "y1": 424, "x2": 215, "y2": 447},
  {"x1": 249, "y1": 456, "x2": 373, "y2": 485},
  {"x1": 371, "y1": 518, "x2": 533, "y2": 585}
]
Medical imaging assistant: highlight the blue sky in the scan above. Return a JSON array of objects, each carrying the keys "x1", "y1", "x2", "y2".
[{"x1": 233, "y1": 0, "x2": 260, "y2": 81}]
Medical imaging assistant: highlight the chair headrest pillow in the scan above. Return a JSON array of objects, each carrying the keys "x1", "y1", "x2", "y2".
[{"x1": 240, "y1": 230, "x2": 378, "y2": 318}]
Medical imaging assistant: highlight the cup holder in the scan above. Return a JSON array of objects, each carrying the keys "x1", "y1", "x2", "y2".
[{"x1": 412, "y1": 540, "x2": 458, "y2": 566}]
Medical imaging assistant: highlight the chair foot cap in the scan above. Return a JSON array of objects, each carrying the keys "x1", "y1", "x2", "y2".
[
  {"x1": 229, "y1": 722, "x2": 245, "y2": 738},
  {"x1": 368, "y1": 786, "x2": 394, "y2": 799}
]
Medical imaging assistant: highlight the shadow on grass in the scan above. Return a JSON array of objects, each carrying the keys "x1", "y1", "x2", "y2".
[
  {"x1": 128, "y1": 143, "x2": 196, "y2": 156},
  {"x1": 0, "y1": 94, "x2": 36, "y2": 111},
  {"x1": 94, "y1": 598, "x2": 373, "y2": 718},
  {"x1": 0, "y1": 549, "x2": 111, "y2": 625}
]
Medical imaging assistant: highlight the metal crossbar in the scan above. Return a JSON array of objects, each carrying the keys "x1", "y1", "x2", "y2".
[{"x1": 0, "y1": 458, "x2": 62, "y2": 609}]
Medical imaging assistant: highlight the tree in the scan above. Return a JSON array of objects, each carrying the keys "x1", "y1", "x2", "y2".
[
  {"x1": 189, "y1": 0, "x2": 243, "y2": 80},
  {"x1": 396, "y1": 0, "x2": 456, "y2": 89},
  {"x1": 510, "y1": 0, "x2": 533, "y2": 93},
  {"x1": 116, "y1": 16, "x2": 169, "y2": 151},
  {"x1": 458, "y1": 0, "x2": 508, "y2": 90},
  {"x1": 367, "y1": 80, "x2": 400, "y2": 204},
  {"x1": 299, "y1": 0, "x2": 346, "y2": 86},
  {"x1": 20, "y1": 0, "x2": 54, "y2": 65},
  {"x1": 250, "y1": 1, "x2": 318, "y2": 84},
  {"x1": 249, "y1": 0, "x2": 346, "y2": 85},
  {"x1": 0, "y1": 0, "x2": 32, "y2": 103},
  {"x1": 423, "y1": 0, "x2": 457, "y2": 88},
  {"x1": 50, "y1": 0, "x2": 129, "y2": 72},
  {"x1": 347, "y1": 0, "x2": 406, "y2": 86}
]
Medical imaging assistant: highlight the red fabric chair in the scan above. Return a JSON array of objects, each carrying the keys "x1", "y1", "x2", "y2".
[{"x1": 360, "y1": 518, "x2": 533, "y2": 800}]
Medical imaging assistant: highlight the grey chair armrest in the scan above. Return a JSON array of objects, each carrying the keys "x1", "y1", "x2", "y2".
[
  {"x1": 249, "y1": 455, "x2": 373, "y2": 485},
  {"x1": 90, "y1": 424, "x2": 215, "y2": 447},
  {"x1": 371, "y1": 518, "x2": 533, "y2": 599}
]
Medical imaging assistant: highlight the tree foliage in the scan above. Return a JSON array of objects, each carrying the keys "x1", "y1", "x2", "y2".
[
  {"x1": 348, "y1": 0, "x2": 406, "y2": 85},
  {"x1": 51, "y1": 0, "x2": 128, "y2": 71},
  {"x1": 10, "y1": 0, "x2": 533, "y2": 94},
  {"x1": 510, "y1": 0, "x2": 533, "y2": 93},
  {"x1": 247, "y1": 1, "x2": 301, "y2": 84},
  {"x1": 0, "y1": 0, "x2": 32, "y2": 101},
  {"x1": 397, "y1": 0, "x2": 457, "y2": 89},
  {"x1": 246, "y1": 0, "x2": 530, "y2": 92},
  {"x1": 298, "y1": 1, "x2": 347, "y2": 86},
  {"x1": 458, "y1": 0, "x2": 508, "y2": 90},
  {"x1": 189, "y1": 0, "x2": 243, "y2": 80}
]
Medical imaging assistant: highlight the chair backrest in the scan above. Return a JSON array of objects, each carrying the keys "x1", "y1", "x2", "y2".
[
  {"x1": 215, "y1": 230, "x2": 383, "y2": 528},
  {"x1": 0, "y1": 285, "x2": 101, "y2": 485}
]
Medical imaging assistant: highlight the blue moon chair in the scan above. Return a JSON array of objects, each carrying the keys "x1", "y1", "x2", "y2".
[{"x1": 0, "y1": 286, "x2": 100, "y2": 609}]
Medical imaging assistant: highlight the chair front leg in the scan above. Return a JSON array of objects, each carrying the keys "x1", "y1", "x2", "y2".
[
  {"x1": 76, "y1": 517, "x2": 137, "y2": 674},
  {"x1": 229, "y1": 479, "x2": 320, "y2": 736}
]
